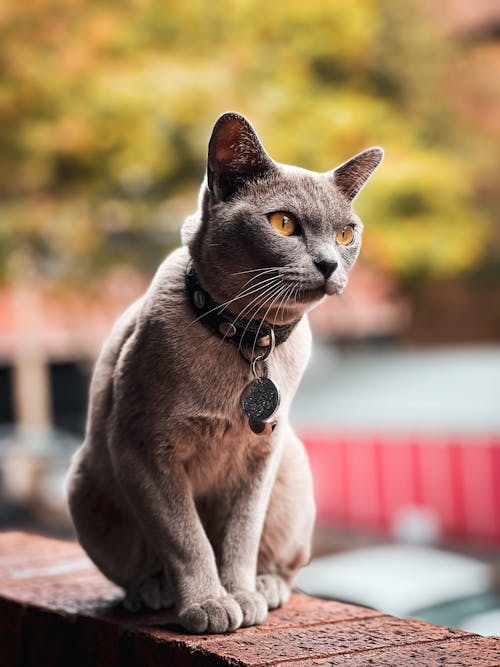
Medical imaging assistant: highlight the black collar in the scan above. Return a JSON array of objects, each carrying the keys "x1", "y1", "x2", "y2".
[{"x1": 185, "y1": 263, "x2": 300, "y2": 350}]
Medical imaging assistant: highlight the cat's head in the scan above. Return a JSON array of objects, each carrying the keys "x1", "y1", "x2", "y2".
[{"x1": 185, "y1": 112, "x2": 382, "y2": 325}]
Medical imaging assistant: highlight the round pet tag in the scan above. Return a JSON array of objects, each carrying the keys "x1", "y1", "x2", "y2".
[{"x1": 240, "y1": 377, "x2": 280, "y2": 423}]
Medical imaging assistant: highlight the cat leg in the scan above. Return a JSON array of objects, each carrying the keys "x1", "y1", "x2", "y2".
[
  {"x1": 70, "y1": 469, "x2": 173, "y2": 613},
  {"x1": 67, "y1": 446, "x2": 161, "y2": 593},
  {"x1": 110, "y1": 444, "x2": 243, "y2": 633},
  {"x1": 69, "y1": 450, "x2": 175, "y2": 614},
  {"x1": 213, "y1": 446, "x2": 284, "y2": 627},
  {"x1": 257, "y1": 428, "x2": 315, "y2": 609}
]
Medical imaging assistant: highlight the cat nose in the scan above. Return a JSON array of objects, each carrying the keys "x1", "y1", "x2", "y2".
[{"x1": 314, "y1": 258, "x2": 338, "y2": 280}]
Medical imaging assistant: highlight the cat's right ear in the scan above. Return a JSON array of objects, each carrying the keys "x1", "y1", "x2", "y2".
[{"x1": 207, "y1": 112, "x2": 274, "y2": 201}]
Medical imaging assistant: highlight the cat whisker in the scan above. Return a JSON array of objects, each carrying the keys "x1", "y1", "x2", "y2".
[
  {"x1": 228, "y1": 279, "x2": 283, "y2": 333},
  {"x1": 281, "y1": 281, "x2": 299, "y2": 321},
  {"x1": 233, "y1": 268, "x2": 280, "y2": 291},
  {"x1": 249, "y1": 284, "x2": 291, "y2": 360},
  {"x1": 188, "y1": 275, "x2": 281, "y2": 326},
  {"x1": 272, "y1": 284, "x2": 289, "y2": 327},
  {"x1": 217, "y1": 273, "x2": 281, "y2": 316},
  {"x1": 242, "y1": 284, "x2": 289, "y2": 356},
  {"x1": 214, "y1": 279, "x2": 284, "y2": 352},
  {"x1": 273, "y1": 282, "x2": 296, "y2": 326},
  {"x1": 215, "y1": 280, "x2": 283, "y2": 335},
  {"x1": 237, "y1": 282, "x2": 287, "y2": 354},
  {"x1": 231, "y1": 267, "x2": 282, "y2": 277},
  {"x1": 189, "y1": 266, "x2": 290, "y2": 327}
]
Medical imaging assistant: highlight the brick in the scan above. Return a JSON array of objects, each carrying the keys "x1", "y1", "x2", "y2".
[
  {"x1": 185, "y1": 616, "x2": 467, "y2": 666},
  {"x1": 0, "y1": 531, "x2": 82, "y2": 568},
  {"x1": 285, "y1": 637, "x2": 500, "y2": 667},
  {"x1": 0, "y1": 532, "x2": 122, "y2": 614},
  {"x1": 252, "y1": 593, "x2": 383, "y2": 628},
  {"x1": 0, "y1": 597, "x2": 23, "y2": 666},
  {"x1": 71, "y1": 614, "x2": 124, "y2": 667},
  {"x1": 121, "y1": 630, "x2": 217, "y2": 667},
  {"x1": 16, "y1": 606, "x2": 70, "y2": 667}
]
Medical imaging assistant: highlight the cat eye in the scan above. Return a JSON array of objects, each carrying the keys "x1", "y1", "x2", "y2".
[
  {"x1": 268, "y1": 211, "x2": 298, "y2": 237},
  {"x1": 336, "y1": 224, "x2": 355, "y2": 246}
]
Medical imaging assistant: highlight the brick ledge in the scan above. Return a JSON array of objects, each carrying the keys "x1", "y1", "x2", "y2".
[{"x1": 0, "y1": 532, "x2": 499, "y2": 666}]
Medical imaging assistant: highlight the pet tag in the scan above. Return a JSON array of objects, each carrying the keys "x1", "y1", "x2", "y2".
[
  {"x1": 240, "y1": 376, "x2": 280, "y2": 423},
  {"x1": 240, "y1": 328, "x2": 280, "y2": 435}
]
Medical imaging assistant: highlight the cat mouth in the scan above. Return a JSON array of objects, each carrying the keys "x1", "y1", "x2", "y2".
[
  {"x1": 325, "y1": 283, "x2": 344, "y2": 296},
  {"x1": 293, "y1": 284, "x2": 329, "y2": 302}
]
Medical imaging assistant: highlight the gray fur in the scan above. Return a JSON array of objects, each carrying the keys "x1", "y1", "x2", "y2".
[{"x1": 67, "y1": 112, "x2": 382, "y2": 633}]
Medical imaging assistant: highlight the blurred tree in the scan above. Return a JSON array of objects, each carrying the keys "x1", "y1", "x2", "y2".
[{"x1": 0, "y1": 0, "x2": 496, "y2": 285}]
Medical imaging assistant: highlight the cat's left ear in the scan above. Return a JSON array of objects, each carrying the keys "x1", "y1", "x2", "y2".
[
  {"x1": 207, "y1": 112, "x2": 274, "y2": 201},
  {"x1": 330, "y1": 147, "x2": 384, "y2": 201}
]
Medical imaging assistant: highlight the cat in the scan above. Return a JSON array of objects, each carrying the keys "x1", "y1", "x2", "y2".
[{"x1": 66, "y1": 112, "x2": 382, "y2": 634}]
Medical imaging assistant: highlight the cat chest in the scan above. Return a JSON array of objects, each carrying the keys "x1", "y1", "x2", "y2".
[
  {"x1": 174, "y1": 416, "x2": 273, "y2": 495},
  {"x1": 176, "y1": 349, "x2": 300, "y2": 416}
]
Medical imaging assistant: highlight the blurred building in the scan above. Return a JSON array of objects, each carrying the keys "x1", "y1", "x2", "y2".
[{"x1": 0, "y1": 270, "x2": 148, "y2": 436}]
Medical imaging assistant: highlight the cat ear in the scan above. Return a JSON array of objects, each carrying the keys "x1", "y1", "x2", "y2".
[
  {"x1": 207, "y1": 112, "x2": 274, "y2": 200},
  {"x1": 331, "y1": 147, "x2": 384, "y2": 201}
]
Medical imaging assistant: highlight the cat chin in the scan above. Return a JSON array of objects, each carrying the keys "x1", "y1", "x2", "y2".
[
  {"x1": 325, "y1": 284, "x2": 345, "y2": 296},
  {"x1": 296, "y1": 284, "x2": 340, "y2": 301}
]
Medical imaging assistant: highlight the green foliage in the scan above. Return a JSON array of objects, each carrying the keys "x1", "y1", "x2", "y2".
[{"x1": 0, "y1": 0, "x2": 494, "y2": 284}]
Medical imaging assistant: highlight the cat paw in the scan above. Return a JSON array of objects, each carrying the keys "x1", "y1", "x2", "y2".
[
  {"x1": 179, "y1": 595, "x2": 243, "y2": 634},
  {"x1": 256, "y1": 574, "x2": 291, "y2": 610},
  {"x1": 124, "y1": 575, "x2": 174, "y2": 612},
  {"x1": 232, "y1": 590, "x2": 268, "y2": 627}
]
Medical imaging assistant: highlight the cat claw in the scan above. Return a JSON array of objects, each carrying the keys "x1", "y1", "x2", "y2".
[
  {"x1": 256, "y1": 574, "x2": 290, "y2": 610},
  {"x1": 179, "y1": 595, "x2": 243, "y2": 634}
]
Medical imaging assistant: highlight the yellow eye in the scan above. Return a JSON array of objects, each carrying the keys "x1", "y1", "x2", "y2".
[
  {"x1": 336, "y1": 224, "x2": 355, "y2": 246},
  {"x1": 268, "y1": 211, "x2": 297, "y2": 237}
]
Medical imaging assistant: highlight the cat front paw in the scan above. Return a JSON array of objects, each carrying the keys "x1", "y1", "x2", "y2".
[
  {"x1": 256, "y1": 574, "x2": 291, "y2": 610},
  {"x1": 179, "y1": 595, "x2": 243, "y2": 634},
  {"x1": 232, "y1": 590, "x2": 268, "y2": 627}
]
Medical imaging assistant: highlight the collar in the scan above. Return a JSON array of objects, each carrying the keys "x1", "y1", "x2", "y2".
[{"x1": 185, "y1": 262, "x2": 300, "y2": 350}]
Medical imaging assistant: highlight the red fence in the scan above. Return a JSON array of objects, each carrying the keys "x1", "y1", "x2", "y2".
[{"x1": 302, "y1": 432, "x2": 500, "y2": 545}]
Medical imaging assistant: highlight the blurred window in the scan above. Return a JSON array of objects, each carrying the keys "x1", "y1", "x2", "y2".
[
  {"x1": 49, "y1": 362, "x2": 89, "y2": 438},
  {"x1": 0, "y1": 366, "x2": 14, "y2": 424}
]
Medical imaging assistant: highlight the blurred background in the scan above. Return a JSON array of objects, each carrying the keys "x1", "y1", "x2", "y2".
[{"x1": 0, "y1": 0, "x2": 499, "y2": 636}]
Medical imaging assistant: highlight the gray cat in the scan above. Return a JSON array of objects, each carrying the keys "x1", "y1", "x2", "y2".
[{"x1": 67, "y1": 112, "x2": 382, "y2": 633}]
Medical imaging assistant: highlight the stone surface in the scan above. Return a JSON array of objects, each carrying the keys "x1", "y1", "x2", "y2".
[{"x1": 0, "y1": 531, "x2": 499, "y2": 667}]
